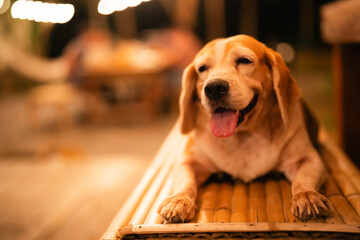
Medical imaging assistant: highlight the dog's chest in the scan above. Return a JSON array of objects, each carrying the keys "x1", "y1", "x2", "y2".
[{"x1": 197, "y1": 131, "x2": 280, "y2": 182}]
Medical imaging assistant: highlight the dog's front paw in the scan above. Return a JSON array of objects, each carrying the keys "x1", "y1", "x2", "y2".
[
  {"x1": 157, "y1": 194, "x2": 196, "y2": 223},
  {"x1": 291, "y1": 191, "x2": 331, "y2": 220}
]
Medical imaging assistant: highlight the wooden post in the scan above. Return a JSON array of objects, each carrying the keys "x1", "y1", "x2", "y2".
[
  {"x1": 239, "y1": 0, "x2": 258, "y2": 38},
  {"x1": 173, "y1": 0, "x2": 200, "y2": 29},
  {"x1": 332, "y1": 45, "x2": 360, "y2": 167},
  {"x1": 114, "y1": 8, "x2": 137, "y2": 39},
  {"x1": 204, "y1": 0, "x2": 225, "y2": 41},
  {"x1": 321, "y1": 0, "x2": 360, "y2": 167}
]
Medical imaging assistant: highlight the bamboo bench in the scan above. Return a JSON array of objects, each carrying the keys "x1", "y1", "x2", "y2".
[{"x1": 101, "y1": 121, "x2": 360, "y2": 240}]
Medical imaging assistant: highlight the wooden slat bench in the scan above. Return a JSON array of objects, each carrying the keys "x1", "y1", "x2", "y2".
[{"x1": 101, "y1": 121, "x2": 360, "y2": 240}]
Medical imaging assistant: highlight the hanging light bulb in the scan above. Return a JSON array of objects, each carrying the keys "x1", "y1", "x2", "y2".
[
  {"x1": 98, "y1": 0, "x2": 152, "y2": 15},
  {"x1": 97, "y1": 0, "x2": 115, "y2": 15},
  {"x1": 11, "y1": 0, "x2": 74, "y2": 23}
]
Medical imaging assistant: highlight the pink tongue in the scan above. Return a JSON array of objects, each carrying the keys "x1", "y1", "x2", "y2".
[{"x1": 210, "y1": 111, "x2": 239, "y2": 137}]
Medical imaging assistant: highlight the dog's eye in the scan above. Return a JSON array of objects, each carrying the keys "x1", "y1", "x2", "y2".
[
  {"x1": 198, "y1": 65, "x2": 208, "y2": 73},
  {"x1": 236, "y1": 57, "x2": 253, "y2": 65}
]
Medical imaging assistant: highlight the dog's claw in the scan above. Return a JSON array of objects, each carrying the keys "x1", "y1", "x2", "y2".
[
  {"x1": 157, "y1": 194, "x2": 196, "y2": 223},
  {"x1": 291, "y1": 191, "x2": 331, "y2": 221}
]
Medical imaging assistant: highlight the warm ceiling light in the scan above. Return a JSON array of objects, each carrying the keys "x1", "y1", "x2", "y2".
[
  {"x1": 98, "y1": 0, "x2": 151, "y2": 15},
  {"x1": 11, "y1": 0, "x2": 74, "y2": 24}
]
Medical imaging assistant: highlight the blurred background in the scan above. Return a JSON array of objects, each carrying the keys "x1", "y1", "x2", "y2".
[{"x1": 0, "y1": 0, "x2": 359, "y2": 239}]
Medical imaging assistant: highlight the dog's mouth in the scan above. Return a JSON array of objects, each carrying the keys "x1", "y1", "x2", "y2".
[{"x1": 210, "y1": 94, "x2": 258, "y2": 137}]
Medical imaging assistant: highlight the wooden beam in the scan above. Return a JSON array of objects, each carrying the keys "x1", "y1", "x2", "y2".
[{"x1": 121, "y1": 222, "x2": 360, "y2": 235}]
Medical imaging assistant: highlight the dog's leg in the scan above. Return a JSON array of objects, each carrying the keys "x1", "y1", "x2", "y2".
[
  {"x1": 286, "y1": 152, "x2": 331, "y2": 220},
  {"x1": 157, "y1": 160, "x2": 212, "y2": 223}
]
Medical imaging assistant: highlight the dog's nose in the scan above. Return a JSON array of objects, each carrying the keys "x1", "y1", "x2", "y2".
[{"x1": 204, "y1": 80, "x2": 229, "y2": 100}]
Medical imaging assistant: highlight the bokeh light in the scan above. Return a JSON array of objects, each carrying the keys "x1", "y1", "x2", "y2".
[
  {"x1": 98, "y1": 0, "x2": 150, "y2": 15},
  {"x1": 276, "y1": 42, "x2": 296, "y2": 63},
  {"x1": 11, "y1": 0, "x2": 75, "y2": 24}
]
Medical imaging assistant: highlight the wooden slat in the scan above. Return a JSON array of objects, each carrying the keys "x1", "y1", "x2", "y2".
[
  {"x1": 322, "y1": 174, "x2": 343, "y2": 197},
  {"x1": 330, "y1": 169, "x2": 358, "y2": 197},
  {"x1": 319, "y1": 130, "x2": 360, "y2": 219},
  {"x1": 332, "y1": 145, "x2": 360, "y2": 193},
  {"x1": 322, "y1": 175, "x2": 346, "y2": 224},
  {"x1": 144, "y1": 177, "x2": 174, "y2": 224},
  {"x1": 347, "y1": 194, "x2": 360, "y2": 217},
  {"x1": 129, "y1": 136, "x2": 185, "y2": 224},
  {"x1": 277, "y1": 178, "x2": 327, "y2": 224},
  {"x1": 231, "y1": 181, "x2": 248, "y2": 222},
  {"x1": 197, "y1": 182, "x2": 218, "y2": 223},
  {"x1": 189, "y1": 187, "x2": 204, "y2": 223},
  {"x1": 265, "y1": 180, "x2": 285, "y2": 222},
  {"x1": 248, "y1": 181, "x2": 267, "y2": 222},
  {"x1": 319, "y1": 129, "x2": 360, "y2": 195},
  {"x1": 214, "y1": 182, "x2": 233, "y2": 223},
  {"x1": 321, "y1": 146, "x2": 358, "y2": 197},
  {"x1": 278, "y1": 179, "x2": 300, "y2": 223},
  {"x1": 329, "y1": 195, "x2": 360, "y2": 224},
  {"x1": 324, "y1": 206, "x2": 344, "y2": 224}
]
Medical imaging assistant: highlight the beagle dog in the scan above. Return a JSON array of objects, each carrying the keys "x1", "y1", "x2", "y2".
[{"x1": 158, "y1": 35, "x2": 331, "y2": 223}]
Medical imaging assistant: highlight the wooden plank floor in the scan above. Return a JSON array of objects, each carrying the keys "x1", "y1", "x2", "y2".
[
  {"x1": 0, "y1": 96, "x2": 176, "y2": 240},
  {"x1": 0, "y1": 156, "x2": 146, "y2": 240}
]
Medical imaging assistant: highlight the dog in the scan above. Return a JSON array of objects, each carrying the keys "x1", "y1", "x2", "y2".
[{"x1": 157, "y1": 35, "x2": 331, "y2": 223}]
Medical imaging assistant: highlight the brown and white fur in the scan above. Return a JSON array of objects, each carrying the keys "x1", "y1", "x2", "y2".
[{"x1": 158, "y1": 35, "x2": 331, "y2": 223}]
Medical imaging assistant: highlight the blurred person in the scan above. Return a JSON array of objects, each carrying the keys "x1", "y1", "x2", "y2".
[
  {"x1": 145, "y1": 27, "x2": 202, "y2": 111},
  {"x1": 63, "y1": 28, "x2": 113, "y2": 87}
]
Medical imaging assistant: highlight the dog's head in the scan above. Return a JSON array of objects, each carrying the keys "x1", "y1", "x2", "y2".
[{"x1": 179, "y1": 35, "x2": 301, "y2": 137}]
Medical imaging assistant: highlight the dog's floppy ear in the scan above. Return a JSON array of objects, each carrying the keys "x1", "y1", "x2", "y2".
[
  {"x1": 179, "y1": 63, "x2": 198, "y2": 134},
  {"x1": 266, "y1": 48, "x2": 301, "y2": 125}
]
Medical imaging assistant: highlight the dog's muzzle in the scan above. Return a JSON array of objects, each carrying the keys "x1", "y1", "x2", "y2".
[{"x1": 204, "y1": 80, "x2": 229, "y2": 101}]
